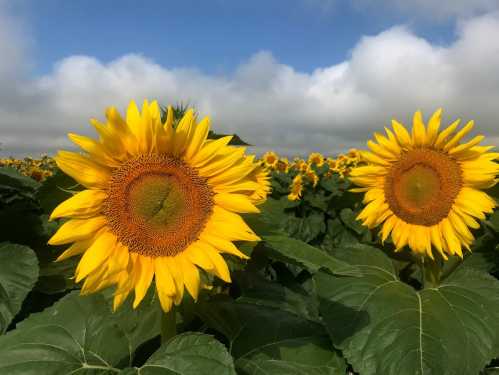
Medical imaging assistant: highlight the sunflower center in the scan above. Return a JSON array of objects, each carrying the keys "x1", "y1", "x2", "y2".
[
  {"x1": 384, "y1": 149, "x2": 462, "y2": 226},
  {"x1": 103, "y1": 155, "x2": 213, "y2": 257}
]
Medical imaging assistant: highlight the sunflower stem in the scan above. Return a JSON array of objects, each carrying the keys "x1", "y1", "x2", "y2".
[
  {"x1": 161, "y1": 306, "x2": 177, "y2": 344},
  {"x1": 420, "y1": 257, "x2": 441, "y2": 289}
]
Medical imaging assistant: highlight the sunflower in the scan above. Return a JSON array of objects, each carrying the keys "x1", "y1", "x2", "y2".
[
  {"x1": 288, "y1": 174, "x2": 304, "y2": 201},
  {"x1": 308, "y1": 152, "x2": 325, "y2": 167},
  {"x1": 276, "y1": 158, "x2": 290, "y2": 173},
  {"x1": 304, "y1": 166, "x2": 319, "y2": 187},
  {"x1": 262, "y1": 151, "x2": 279, "y2": 168},
  {"x1": 48, "y1": 100, "x2": 268, "y2": 311},
  {"x1": 350, "y1": 109, "x2": 498, "y2": 259}
]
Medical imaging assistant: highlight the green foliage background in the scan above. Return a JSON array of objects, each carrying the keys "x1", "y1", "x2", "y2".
[{"x1": 0, "y1": 157, "x2": 498, "y2": 375}]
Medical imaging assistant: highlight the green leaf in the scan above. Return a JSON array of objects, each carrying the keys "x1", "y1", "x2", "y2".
[
  {"x1": 129, "y1": 332, "x2": 237, "y2": 375},
  {"x1": 339, "y1": 208, "x2": 365, "y2": 235},
  {"x1": 234, "y1": 271, "x2": 319, "y2": 321},
  {"x1": 236, "y1": 335, "x2": 346, "y2": 375},
  {"x1": 263, "y1": 235, "x2": 361, "y2": 277},
  {"x1": 238, "y1": 342, "x2": 345, "y2": 375},
  {"x1": 0, "y1": 290, "x2": 162, "y2": 373},
  {"x1": 0, "y1": 167, "x2": 40, "y2": 192},
  {"x1": 196, "y1": 296, "x2": 325, "y2": 359},
  {"x1": 285, "y1": 213, "x2": 326, "y2": 243},
  {"x1": 487, "y1": 210, "x2": 499, "y2": 232},
  {"x1": 36, "y1": 168, "x2": 79, "y2": 214},
  {"x1": 315, "y1": 245, "x2": 499, "y2": 375},
  {"x1": 0, "y1": 243, "x2": 39, "y2": 334}
]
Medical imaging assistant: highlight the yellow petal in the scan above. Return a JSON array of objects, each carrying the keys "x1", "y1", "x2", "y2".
[
  {"x1": 197, "y1": 148, "x2": 246, "y2": 177},
  {"x1": 214, "y1": 193, "x2": 260, "y2": 213},
  {"x1": 50, "y1": 190, "x2": 107, "y2": 220},
  {"x1": 184, "y1": 242, "x2": 216, "y2": 272},
  {"x1": 56, "y1": 238, "x2": 94, "y2": 262},
  {"x1": 164, "y1": 257, "x2": 184, "y2": 305},
  {"x1": 68, "y1": 133, "x2": 120, "y2": 167},
  {"x1": 48, "y1": 216, "x2": 107, "y2": 245},
  {"x1": 426, "y1": 108, "x2": 442, "y2": 146},
  {"x1": 172, "y1": 109, "x2": 195, "y2": 156},
  {"x1": 185, "y1": 117, "x2": 211, "y2": 161},
  {"x1": 55, "y1": 151, "x2": 111, "y2": 189},
  {"x1": 199, "y1": 234, "x2": 249, "y2": 259},
  {"x1": 204, "y1": 245, "x2": 231, "y2": 282},
  {"x1": 412, "y1": 110, "x2": 426, "y2": 146},
  {"x1": 391, "y1": 119, "x2": 412, "y2": 148},
  {"x1": 449, "y1": 135, "x2": 484, "y2": 156},
  {"x1": 434, "y1": 119, "x2": 460, "y2": 149},
  {"x1": 190, "y1": 136, "x2": 233, "y2": 167},
  {"x1": 75, "y1": 231, "x2": 116, "y2": 282},
  {"x1": 133, "y1": 256, "x2": 154, "y2": 308},
  {"x1": 179, "y1": 256, "x2": 200, "y2": 301},
  {"x1": 154, "y1": 257, "x2": 176, "y2": 296},
  {"x1": 441, "y1": 219, "x2": 462, "y2": 258},
  {"x1": 443, "y1": 120, "x2": 474, "y2": 151}
]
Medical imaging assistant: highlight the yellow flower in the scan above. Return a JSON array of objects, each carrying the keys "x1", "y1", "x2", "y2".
[
  {"x1": 288, "y1": 174, "x2": 304, "y2": 201},
  {"x1": 276, "y1": 158, "x2": 290, "y2": 173},
  {"x1": 48, "y1": 100, "x2": 266, "y2": 312},
  {"x1": 308, "y1": 152, "x2": 325, "y2": 167},
  {"x1": 305, "y1": 166, "x2": 319, "y2": 187},
  {"x1": 262, "y1": 151, "x2": 279, "y2": 168},
  {"x1": 350, "y1": 109, "x2": 498, "y2": 260},
  {"x1": 250, "y1": 164, "x2": 272, "y2": 204}
]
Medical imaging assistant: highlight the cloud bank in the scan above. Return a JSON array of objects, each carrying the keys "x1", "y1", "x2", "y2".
[{"x1": 1, "y1": 7, "x2": 499, "y2": 156}]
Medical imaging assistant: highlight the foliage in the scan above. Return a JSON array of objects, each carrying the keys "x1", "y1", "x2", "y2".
[{"x1": 0, "y1": 152, "x2": 498, "y2": 375}]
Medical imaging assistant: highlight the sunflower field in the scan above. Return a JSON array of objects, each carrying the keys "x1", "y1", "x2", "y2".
[{"x1": 0, "y1": 102, "x2": 498, "y2": 375}]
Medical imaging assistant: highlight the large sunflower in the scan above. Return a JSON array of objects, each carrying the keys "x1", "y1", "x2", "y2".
[
  {"x1": 350, "y1": 109, "x2": 498, "y2": 259},
  {"x1": 49, "y1": 100, "x2": 268, "y2": 311}
]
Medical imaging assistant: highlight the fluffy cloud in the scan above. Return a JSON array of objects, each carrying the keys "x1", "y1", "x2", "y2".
[
  {"x1": 365, "y1": 0, "x2": 499, "y2": 19},
  {"x1": 1, "y1": 9, "x2": 499, "y2": 157}
]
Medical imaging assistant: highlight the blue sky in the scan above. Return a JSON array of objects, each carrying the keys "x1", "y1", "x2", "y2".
[
  {"x1": 16, "y1": 0, "x2": 455, "y2": 75},
  {"x1": 1, "y1": 0, "x2": 498, "y2": 156}
]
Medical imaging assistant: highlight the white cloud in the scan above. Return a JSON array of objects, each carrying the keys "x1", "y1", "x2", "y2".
[
  {"x1": 352, "y1": 0, "x2": 499, "y2": 20},
  {"x1": 1, "y1": 8, "x2": 499, "y2": 157}
]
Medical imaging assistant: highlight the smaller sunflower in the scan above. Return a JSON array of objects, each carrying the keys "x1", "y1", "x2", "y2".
[
  {"x1": 305, "y1": 166, "x2": 319, "y2": 187},
  {"x1": 276, "y1": 158, "x2": 290, "y2": 173},
  {"x1": 308, "y1": 152, "x2": 325, "y2": 167},
  {"x1": 262, "y1": 151, "x2": 279, "y2": 169},
  {"x1": 350, "y1": 109, "x2": 498, "y2": 259},
  {"x1": 288, "y1": 174, "x2": 304, "y2": 201}
]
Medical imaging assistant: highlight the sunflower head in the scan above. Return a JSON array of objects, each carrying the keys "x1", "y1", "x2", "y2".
[
  {"x1": 276, "y1": 158, "x2": 290, "y2": 173},
  {"x1": 308, "y1": 152, "x2": 325, "y2": 167},
  {"x1": 48, "y1": 100, "x2": 267, "y2": 311},
  {"x1": 288, "y1": 174, "x2": 304, "y2": 201},
  {"x1": 262, "y1": 151, "x2": 279, "y2": 168},
  {"x1": 350, "y1": 109, "x2": 498, "y2": 260}
]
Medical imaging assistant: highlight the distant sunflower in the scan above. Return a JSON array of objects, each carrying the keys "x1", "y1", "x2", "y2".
[
  {"x1": 350, "y1": 109, "x2": 498, "y2": 259},
  {"x1": 262, "y1": 151, "x2": 279, "y2": 168},
  {"x1": 288, "y1": 174, "x2": 304, "y2": 201},
  {"x1": 308, "y1": 152, "x2": 325, "y2": 167},
  {"x1": 49, "y1": 100, "x2": 268, "y2": 311}
]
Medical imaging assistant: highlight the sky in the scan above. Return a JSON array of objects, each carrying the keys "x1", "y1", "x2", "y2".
[{"x1": 1, "y1": 0, "x2": 499, "y2": 156}]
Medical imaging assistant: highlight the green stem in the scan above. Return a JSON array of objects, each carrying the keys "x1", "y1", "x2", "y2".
[
  {"x1": 161, "y1": 306, "x2": 177, "y2": 344},
  {"x1": 420, "y1": 257, "x2": 441, "y2": 289}
]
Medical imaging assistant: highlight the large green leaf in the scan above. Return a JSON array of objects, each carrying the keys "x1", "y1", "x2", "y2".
[
  {"x1": 123, "y1": 332, "x2": 237, "y2": 375},
  {"x1": 0, "y1": 290, "x2": 162, "y2": 373},
  {"x1": 0, "y1": 243, "x2": 39, "y2": 334},
  {"x1": 196, "y1": 296, "x2": 325, "y2": 359},
  {"x1": 0, "y1": 168, "x2": 45, "y2": 246},
  {"x1": 36, "y1": 168, "x2": 78, "y2": 214},
  {"x1": 234, "y1": 270, "x2": 319, "y2": 321},
  {"x1": 262, "y1": 235, "x2": 361, "y2": 277},
  {"x1": 236, "y1": 335, "x2": 346, "y2": 375},
  {"x1": 315, "y1": 245, "x2": 499, "y2": 375}
]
